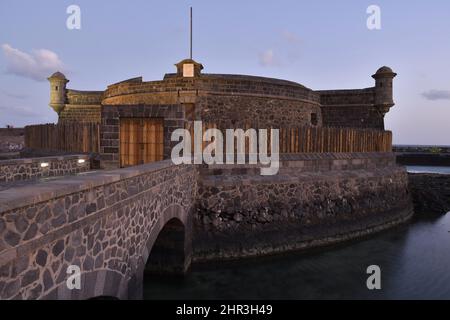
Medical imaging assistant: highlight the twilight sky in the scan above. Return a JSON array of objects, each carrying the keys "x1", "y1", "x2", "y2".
[{"x1": 0, "y1": 0, "x2": 449, "y2": 145}]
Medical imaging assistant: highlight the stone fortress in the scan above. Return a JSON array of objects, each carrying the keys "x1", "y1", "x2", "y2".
[
  {"x1": 48, "y1": 60, "x2": 396, "y2": 168},
  {"x1": 0, "y1": 59, "x2": 413, "y2": 300}
]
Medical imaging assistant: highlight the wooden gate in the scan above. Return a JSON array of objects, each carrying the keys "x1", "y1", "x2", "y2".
[{"x1": 119, "y1": 118, "x2": 164, "y2": 167}]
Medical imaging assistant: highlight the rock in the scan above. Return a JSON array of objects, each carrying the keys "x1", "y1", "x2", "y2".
[
  {"x1": 36, "y1": 250, "x2": 48, "y2": 267},
  {"x1": 233, "y1": 213, "x2": 243, "y2": 222},
  {"x1": 4, "y1": 231, "x2": 20, "y2": 246},
  {"x1": 43, "y1": 269, "x2": 54, "y2": 292},
  {"x1": 212, "y1": 217, "x2": 222, "y2": 227},
  {"x1": 14, "y1": 215, "x2": 29, "y2": 233},
  {"x1": 202, "y1": 216, "x2": 211, "y2": 225},
  {"x1": 408, "y1": 173, "x2": 450, "y2": 215},
  {"x1": 23, "y1": 223, "x2": 38, "y2": 241},
  {"x1": 52, "y1": 239, "x2": 64, "y2": 257},
  {"x1": 21, "y1": 269, "x2": 40, "y2": 287}
]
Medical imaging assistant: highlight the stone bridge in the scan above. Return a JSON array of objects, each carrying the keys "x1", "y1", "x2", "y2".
[
  {"x1": 0, "y1": 160, "x2": 196, "y2": 299},
  {"x1": 0, "y1": 153, "x2": 414, "y2": 300}
]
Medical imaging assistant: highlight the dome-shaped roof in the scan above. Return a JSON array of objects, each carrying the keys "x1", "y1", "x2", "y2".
[
  {"x1": 376, "y1": 66, "x2": 394, "y2": 74},
  {"x1": 49, "y1": 71, "x2": 67, "y2": 80}
]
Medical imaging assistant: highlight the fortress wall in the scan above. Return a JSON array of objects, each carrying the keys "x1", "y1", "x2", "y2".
[
  {"x1": 195, "y1": 95, "x2": 322, "y2": 128},
  {"x1": 59, "y1": 105, "x2": 102, "y2": 124},
  {"x1": 103, "y1": 75, "x2": 320, "y2": 105},
  {"x1": 66, "y1": 90, "x2": 103, "y2": 105},
  {"x1": 58, "y1": 91, "x2": 104, "y2": 124},
  {"x1": 194, "y1": 153, "x2": 413, "y2": 261},
  {"x1": 101, "y1": 75, "x2": 323, "y2": 131},
  {"x1": 318, "y1": 88, "x2": 384, "y2": 129},
  {"x1": 100, "y1": 104, "x2": 185, "y2": 169}
]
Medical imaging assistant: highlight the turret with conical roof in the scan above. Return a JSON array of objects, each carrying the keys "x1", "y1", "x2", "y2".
[{"x1": 48, "y1": 71, "x2": 69, "y2": 114}]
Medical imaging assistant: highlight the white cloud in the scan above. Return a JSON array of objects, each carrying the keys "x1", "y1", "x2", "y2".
[
  {"x1": 1, "y1": 44, "x2": 65, "y2": 82},
  {"x1": 422, "y1": 90, "x2": 450, "y2": 101},
  {"x1": 0, "y1": 105, "x2": 40, "y2": 118},
  {"x1": 1, "y1": 89, "x2": 29, "y2": 100},
  {"x1": 259, "y1": 49, "x2": 279, "y2": 67},
  {"x1": 282, "y1": 31, "x2": 301, "y2": 44}
]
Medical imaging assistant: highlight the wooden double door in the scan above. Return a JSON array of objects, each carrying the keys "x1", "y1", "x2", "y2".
[{"x1": 119, "y1": 118, "x2": 164, "y2": 167}]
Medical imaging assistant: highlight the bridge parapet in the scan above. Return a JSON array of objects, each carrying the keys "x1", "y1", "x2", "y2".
[{"x1": 0, "y1": 160, "x2": 196, "y2": 300}]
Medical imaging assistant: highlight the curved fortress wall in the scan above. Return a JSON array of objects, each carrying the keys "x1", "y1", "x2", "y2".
[
  {"x1": 194, "y1": 153, "x2": 413, "y2": 261},
  {"x1": 101, "y1": 74, "x2": 323, "y2": 129}
]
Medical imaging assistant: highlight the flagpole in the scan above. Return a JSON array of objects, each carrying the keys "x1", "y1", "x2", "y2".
[{"x1": 190, "y1": 7, "x2": 193, "y2": 60}]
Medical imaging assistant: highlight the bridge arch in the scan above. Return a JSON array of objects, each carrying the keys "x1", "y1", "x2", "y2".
[{"x1": 142, "y1": 204, "x2": 192, "y2": 276}]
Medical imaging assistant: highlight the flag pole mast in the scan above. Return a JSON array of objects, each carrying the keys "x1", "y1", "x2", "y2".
[{"x1": 190, "y1": 7, "x2": 193, "y2": 60}]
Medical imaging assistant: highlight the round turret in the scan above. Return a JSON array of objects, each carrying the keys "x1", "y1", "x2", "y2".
[
  {"x1": 372, "y1": 66, "x2": 397, "y2": 115},
  {"x1": 48, "y1": 71, "x2": 69, "y2": 114}
]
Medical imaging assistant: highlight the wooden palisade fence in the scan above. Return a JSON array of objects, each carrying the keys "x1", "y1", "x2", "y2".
[
  {"x1": 25, "y1": 123, "x2": 100, "y2": 153},
  {"x1": 187, "y1": 123, "x2": 392, "y2": 154},
  {"x1": 25, "y1": 122, "x2": 392, "y2": 156}
]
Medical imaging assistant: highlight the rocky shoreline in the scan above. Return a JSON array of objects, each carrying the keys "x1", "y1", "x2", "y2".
[{"x1": 408, "y1": 173, "x2": 450, "y2": 216}]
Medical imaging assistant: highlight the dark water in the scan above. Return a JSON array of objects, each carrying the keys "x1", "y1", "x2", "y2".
[
  {"x1": 407, "y1": 166, "x2": 450, "y2": 174},
  {"x1": 144, "y1": 166, "x2": 450, "y2": 300}
]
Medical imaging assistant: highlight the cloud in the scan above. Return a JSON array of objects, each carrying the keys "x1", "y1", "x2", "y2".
[
  {"x1": 1, "y1": 44, "x2": 65, "y2": 82},
  {"x1": 1, "y1": 90, "x2": 29, "y2": 100},
  {"x1": 422, "y1": 90, "x2": 450, "y2": 101},
  {"x1": 259, "y1": 49, "x2": 280, "y2": 67},
  {"x1": 0, "y1": 105, "x2": 40, "y2": 118},
  {"x1": 281, "y1": 31, "x2": 301, "y2": 44}
]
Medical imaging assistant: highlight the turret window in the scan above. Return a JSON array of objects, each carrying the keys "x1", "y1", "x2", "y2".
[
  {"x1": 55, "y1": 86, "x2": 59, "y2": 91},
  {"x1": 311, "y1": 113, "x2": 318, "y2": 126}
]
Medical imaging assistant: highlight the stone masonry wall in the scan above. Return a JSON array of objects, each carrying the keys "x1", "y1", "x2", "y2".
[
  {"x1": 100, "y1": 104, "x2": 185, "y2": 169},
  {"x1": 318, "y1": 89, "x2": 384, "y2": 129},
  {"x1": 59, "y1": 105, "x2": 102, "y2": 124},
  {"x1": 194, "y1": 153, "x2": 413, "y2": 261},
  {"x1": 195, "y1": 95, "x2": 322, "y2": 128},
  {"x1": 0, "y1": 160, "x2": 197, "y2": 299},
  {"x1": 408, "y1": 173, "x2": 450, "y2": 216},
  {"x1": 0, "y1": 155, "x2": 90, "y2": 183}
]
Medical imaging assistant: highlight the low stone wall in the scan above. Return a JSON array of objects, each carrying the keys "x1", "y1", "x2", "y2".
[
  {"x1": 395, "y1": 153, "x2": 450, "y2": 166},
  {"x1": 0, "y1": 155, "x2": 91, "y2": 183},
  {"x1": 0, "y1": 160, "x2": 197, "y2": 299},
  {"x1": 408, "y1": 173, "x2": 450, "y2": 215},
  {"x1": 194, "y1": 153, "x2": 413, "y2": 261},
  {"x1": 0, "y1": 128, "x2": 24, "y2": 153}
]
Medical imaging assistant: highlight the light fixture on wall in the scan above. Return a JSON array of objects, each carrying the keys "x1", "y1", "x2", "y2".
[
  {"x1": 77, "y1": 159, "x2": 86, "y2": 164},
  {"x1": 40, "y1": 162, "x2": 49, "y2": 168}
]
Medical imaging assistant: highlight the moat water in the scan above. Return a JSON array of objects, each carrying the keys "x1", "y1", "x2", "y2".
[{"x1": 143, "y1": 166, "x2": 450, "y2": 300}]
